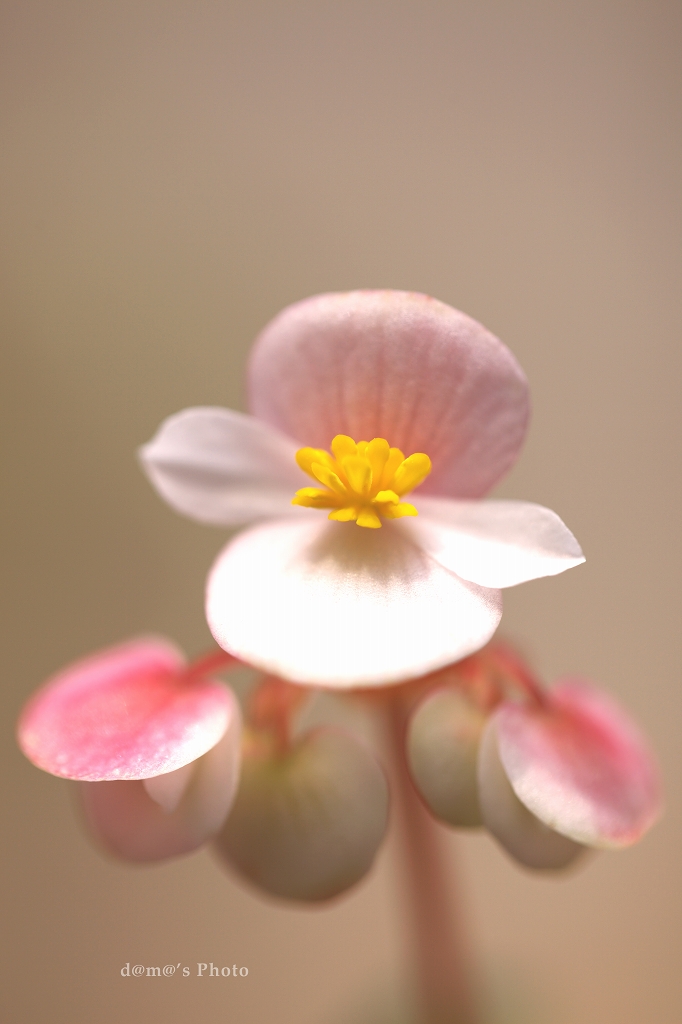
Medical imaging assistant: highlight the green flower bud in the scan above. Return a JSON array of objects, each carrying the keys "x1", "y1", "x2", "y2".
[
  {"x1": 214, "y1": 726, "x2": 389, "y2": 901},
  {"x1": 407, "y1": 687, "x2": 487, "y2": 827},
  {"x1": 477, "y1": 717, "x2": 584, "y2": 871}
]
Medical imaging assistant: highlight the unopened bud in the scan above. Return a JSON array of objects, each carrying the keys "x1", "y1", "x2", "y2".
[
  {"x1": 79, "y1": 701, "x2": 242, "y2": 862},
  {"x1": 477, "y1": 716, "x2": 584, "y2": 871},
  {"x1": 407, "y1": 687, "x2": 487, "y2": 827},
  {"x1": 214, "y1": 727, "x2": 388, "y2": 902}
]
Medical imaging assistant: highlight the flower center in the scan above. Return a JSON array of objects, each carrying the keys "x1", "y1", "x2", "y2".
[{"x1": 292, "y1": 435, "x2": 432, "y2": 529}]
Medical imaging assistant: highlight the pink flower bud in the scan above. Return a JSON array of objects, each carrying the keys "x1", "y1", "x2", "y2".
[
  {"x1": 78, "y1": 719, "x2": 241, "y2": 862},
  {"x1": 489, "y1": 680, "x2": 662, "y2": 850},
  {"x1": 17, "y1": 637, "x2": 242, "y2": 861},
  {"x1": 477, "y1": 716, "x2": 584, "y2": 870}
]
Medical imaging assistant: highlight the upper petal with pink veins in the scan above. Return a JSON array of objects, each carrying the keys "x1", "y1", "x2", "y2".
[
  {"x1": 495, "y1": 681, "x2": 662, "y2": 848},
  {"x1": 248, "y1": 291, "x2": 529, "y2": 500},
  {"x1": 17, "y1": 638, "x2": 236, "y2": 780}
]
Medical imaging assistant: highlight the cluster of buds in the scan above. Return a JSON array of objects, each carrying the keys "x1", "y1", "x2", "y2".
[
  {"x1": 18, "y1": 636, "x2": 660, "y2": 899},
  {"x1": 16, "y1": 290, "x2": 661, "y2": 902},
  {"x1": 407, "y1": 644, "x2": 660, "y2": 870}
]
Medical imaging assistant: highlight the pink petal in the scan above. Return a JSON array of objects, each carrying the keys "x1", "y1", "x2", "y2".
[
  {"x1": 143, "y1": 762, "x2": 196, "y2": 813},
  {"x1": 478, "y1": 717, "x2": 585, "y2": 870},
  {"x1": 17, "y1": 638, "x2": 234, "y2": 780},
  {"x1": 409, "y1": 498, "x2": 585, "y2": 588},
  {"x1": 140, "y1": 407, "x2": 310, "y2": 526},
  {"x1": 78, "y1": 701, "x2": 241, "y2": 862},
  {"x1": 206, "y1": 518, "x2": 502, "y2": 688},
  {"x1": 495, "y1": 681, "x2": 662, "y2": 848},
  {"x1": 248, "y1": 291, "x2": 529, "y2": 500}
]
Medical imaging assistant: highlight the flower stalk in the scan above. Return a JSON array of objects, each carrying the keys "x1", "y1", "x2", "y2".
[{"x1": 383, "y1": 691, "x2": 478, "y2": 1024}]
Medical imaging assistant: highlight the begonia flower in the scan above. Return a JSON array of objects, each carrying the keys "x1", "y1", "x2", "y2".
[
  {"x1": 141, "y1": 291, "x2": 585, "y2": 688},
  {"x1": 17, "y1": 638, "x2": 242, "y2": 862},
  {"x1": 407, "y1": 646, "x2": 662, "y2": 870}
]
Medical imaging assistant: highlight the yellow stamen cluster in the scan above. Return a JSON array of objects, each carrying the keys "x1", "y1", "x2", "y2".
[{"x1": 292, "y1": 434, "x2": 432, "y2": 529}]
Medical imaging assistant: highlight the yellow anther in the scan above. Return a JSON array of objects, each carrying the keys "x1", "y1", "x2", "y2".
[
  {"x1": 292, "y1": 434, "x2": 432, "y2": 528},
  {"x1": 331, "y1": 434, "x2": 358, "y2": 461},
  {"x1": 342, "y1": 455, "x2": 372, "y2": 497},
  {"x1": 392, "y1": 453, "x2": 432, "y2": 495}
]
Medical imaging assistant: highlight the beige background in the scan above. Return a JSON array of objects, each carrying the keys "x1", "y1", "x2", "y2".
[{"x1": 1, "y1": 2, "x2": 680, "y2": 1022}]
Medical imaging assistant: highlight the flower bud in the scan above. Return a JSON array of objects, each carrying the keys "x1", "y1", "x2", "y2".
[
  {"x1": 477, "y1": 716, "x2": 584, "y2": 870},
  {"x1": 214, "y1": 726, "x2": 389, "y2": 902},
  {"x1": 78, "y1": 703, "x2": 242, "y2": 862},
  {"x1": 407, "y1": 687, "x2": 487, "y2": 827},
  {"x1": 488, "y1": 680, "x2": 662, "y2": 849},
  {"x1": 18, "y1": 636, "x2": 244, "y2": 863}
]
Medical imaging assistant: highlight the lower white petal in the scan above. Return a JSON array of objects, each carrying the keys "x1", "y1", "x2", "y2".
[
  {"x1": 140, "y1": 406, "x2": 311, "y2": 526},
  {"x1": 408, "y1": 497, "x2": 585, "y2": 588},
  {"x1": 206, "y1": 518, "x2": 502, "y2": 688}
]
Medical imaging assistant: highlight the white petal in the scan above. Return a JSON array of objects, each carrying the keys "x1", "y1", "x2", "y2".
[
  {"x1": 206, "y1": 518, "x2": 502, "y2": 688},
  {"x1": 477, "y1": 717, "x2": 585, "y2": 870},
  {"x1": 139, "y1": 407, "x2": 311, "y2": 526},
  {"x1": 407, "y1": 498, "x2": 585, "y2": 588}
]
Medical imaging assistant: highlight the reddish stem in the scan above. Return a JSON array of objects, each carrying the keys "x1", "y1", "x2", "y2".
[
  {"x1": 486, "y1": 642, "x2": 548, "y2": 708},
  {"x1": 248, "y1": 676, "x2": 310, "y2": 756},
  {"x1": 383, "y1": 693, "x2": 479, "y2": 1024},
  {"x1": 184, "y1": 648, "x2": 238, "y2": 682}
]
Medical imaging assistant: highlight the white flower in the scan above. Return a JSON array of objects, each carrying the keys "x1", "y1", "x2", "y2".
[{"x1": 141, "y1": 291, "x2": 584, "y2": 687}]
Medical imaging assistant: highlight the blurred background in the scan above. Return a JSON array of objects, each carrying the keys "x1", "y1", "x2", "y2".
[{"x1": 1, "y1": 1, "x2": 680, "y2": 1022}]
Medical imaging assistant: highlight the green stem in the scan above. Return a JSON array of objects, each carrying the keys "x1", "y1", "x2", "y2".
[{"x1": 383, "y1": 694, "x2": 479, "y2": 1024}]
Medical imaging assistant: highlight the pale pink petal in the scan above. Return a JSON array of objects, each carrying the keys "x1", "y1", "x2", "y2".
[
  {"x1": 248, "y1": 291, "x2": 529, "y2": 499},
  {"x1": 214, "y1": 726, "x2": 388, "y2": 901},
  {"x1": 478, "y1": 717, "x2": 585, "y2": 870},
  {"x1": 495, "y1": 681, "x2": 662, "y2": 848},
  {"x1": 143, "y1": 762, "x2": 196, "y2": 813},
  {"x1": 140, "y1": 407, "x2": 311, "y2": 526},
  {"x1": 17, "y1": 638, "x2": 234, "y2": 780},
  {"x1": 206, "y1": 518, "x2": 502, "y2": 688},
  {"x1": 407, "y1": 498, "x2": 585, "y2": 588},
  {"x1": 78, "y1": 700, "x2": 242, "y2": 862}
]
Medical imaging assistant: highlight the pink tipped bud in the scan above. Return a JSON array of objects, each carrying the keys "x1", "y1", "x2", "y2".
[
  {"x1": 17, "y1": 638, "x2": 235, "y2": 781},
  {"x1": 18, "y1": 636, "x2": 243, "y2": 863},
  {"x1": 78, "y1": 708, "x2": 242, "y2": 862},
  {"x1": 214, "y1": 726, "x2": 389, "y2": 902},
  {"x1": 478, "y1": 716, "x2": 585, "y2": 870},
  {"x1": 493, "y1": 680, "x2": 662, "y2": 849}
]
